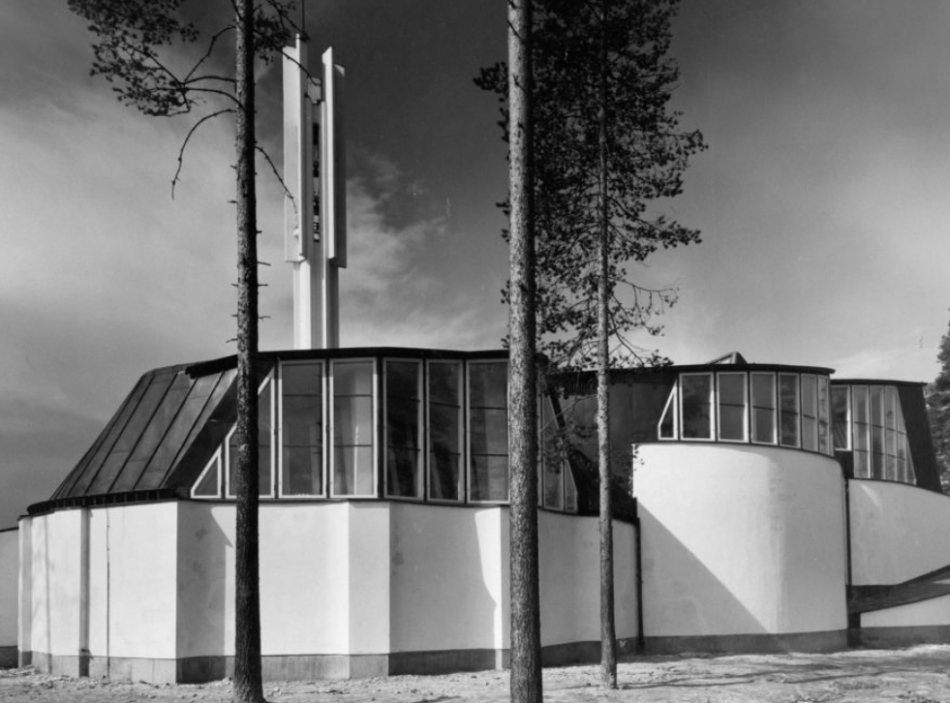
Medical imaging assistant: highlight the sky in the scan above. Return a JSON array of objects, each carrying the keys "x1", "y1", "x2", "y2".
[{"x1": 2, "y1": 0, "x2": 950, "y2": 527}]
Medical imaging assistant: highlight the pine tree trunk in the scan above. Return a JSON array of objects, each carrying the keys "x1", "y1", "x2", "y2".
[
  {"x1": 597, "y1": 0, "x2": 618, "y2": 689},
  {"x1": 508, "y1": 0, "x2": 542, "y2": 701},
  {"x1": 233, "y1": 0, "x2": 264, "y2": 701}
]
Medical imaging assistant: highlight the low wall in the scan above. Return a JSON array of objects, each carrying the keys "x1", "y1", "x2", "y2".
[
  {"x1": 635, "y1": 443, "x2": 848, "y2": 652},
  {"x1": 849, "y1": 480, "x2": 950, "y2": 586},
  {"x1": 26, "y1": 499, "x2": 639, "y2": 683}
]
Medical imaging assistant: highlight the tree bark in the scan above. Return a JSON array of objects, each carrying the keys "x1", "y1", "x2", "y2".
[
  {"x1": 233, "y1": 0, "x2": 264, "y2": 701},
  {"x1": 508, "y1": 0, "x2": 542, "y2": 702},
  {"x1": 597, "y1": 0, "x2": 618, "y2": 689}
]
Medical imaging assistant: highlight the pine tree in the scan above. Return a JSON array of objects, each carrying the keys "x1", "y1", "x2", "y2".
[
  {"x1": 66, "y1": 2, "x2": 296, "y2": 700},
  {"x1": 927, "y1": 312, "x2": 950, "y2": 492},
  {"x1": 477, "y1": 0, "x2": 705, "y2": 687}
]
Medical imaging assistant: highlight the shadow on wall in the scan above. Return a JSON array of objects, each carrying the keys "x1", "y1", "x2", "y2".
[{"x1": 638, "y1": 504, "x2": 767, "y2": 643}]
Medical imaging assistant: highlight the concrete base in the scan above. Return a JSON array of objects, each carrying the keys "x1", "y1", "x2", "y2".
[
  {"x1": 0, "y1": 646, "x2": 17, "y2": 668},
  {"x1": 859, "y1": 625, "x2": 950, "y2": 649},
  {"x1": 643, "y1": 629, "x2": 847, "y2": 655},
  {"x1": 23, "y1": 639, "x2": 645, "y2": 683}
]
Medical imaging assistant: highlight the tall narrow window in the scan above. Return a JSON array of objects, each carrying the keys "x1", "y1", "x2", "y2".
[
  {"x1": 193, "y1": 450, "x2": 221, "y2": 498},
  {"x1": 832, "y1": 385, "x2": 850, "y2": 450},
  {"x1": 717, "y1": 373, "x2": 747, "y2": 441},
  {"x1": 657, "y1": 384, "x2": 677, "y2": 439},
  {"x1": 228, "y1": 376, "x2": 274, "y2": 497},
  {"x1": 801, "y1": 375, "x2": 818, "y2": 452},
  {"x1": 680, "y1": 373, "x2": 713, "y2": 440},
  {"x1": 852, "y1": 385, "x2": 870, "y2": 478},
  {"x1": 469, "y1": 361, "x2": 508, "y2": 502},
  {"x1": 428, "y1": 361, "x2": 463, "y2": 502},
  {"x1": 883, "y1": 386, "x2": 898, "y2": 480},
  {"x1": 870, "y1": 386, "x2": 885, "y2": 479},
  {"x1": 385, "y1": 360, "x2": 423, "y2": 499},
  {"x1": 541, "y1": 395, "x2": 563, "y2": 510},
  {"x1": 332, "y1": 360, "x2": 375, "y2": 496},
  {"x1": 751, "y1": 373, "x2": 776, "y2": 444},
  {"x1": 281, "y1": 362, "x2": 324, "y2": 497},
  {"x1": 817, "y1": 376, "x2": 831, "y2": 455},
  {"x1": 779, "y1": 374, "x2": 801, "y2": 448}
]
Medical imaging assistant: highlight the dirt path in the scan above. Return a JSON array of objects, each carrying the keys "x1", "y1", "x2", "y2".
[{"x1": 3, "y1": 645, "x2": 950, "y2": 702}]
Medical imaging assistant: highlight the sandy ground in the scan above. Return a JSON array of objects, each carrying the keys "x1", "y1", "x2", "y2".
[{"x1": 4, "y1": 645, "x2": 950, "y2": 702}]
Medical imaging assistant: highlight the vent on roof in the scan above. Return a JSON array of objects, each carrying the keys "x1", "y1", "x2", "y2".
[{"x1": 706, "y1": 352, "x2": 748, "y2": 365}]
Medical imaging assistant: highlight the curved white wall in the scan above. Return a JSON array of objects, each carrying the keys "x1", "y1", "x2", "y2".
[
  {"x1": 0, "y1": 528, "x2": 18, "y2": 655},
  {"x1": 849, "y1": 480, "x2": 950, "y2": 585},
  {"x1": 635, "y1": 444, "x2": 847, "y2": 640}
]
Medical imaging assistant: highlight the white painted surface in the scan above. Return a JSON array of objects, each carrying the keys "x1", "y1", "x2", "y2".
[
  {"x1": 862, "y1": 592, "x2": 950, "y2": 628},
  {"x1": 635, "y1": 443, "x2": 847, "y2": 637},
  {"x1": 389, "y1": 503, "x2": 506, "y2": 652},
  {"x1": 538, "y1": 511, "x2": 638, "y2": 646},
  {"x1": 0, "y1": 528, "x2": 19, "y2": 648},
  {"x1": 849, "y1": 480, "x2": 950, "y2": 585},
  {"x1": 88, "y1": 504, "x2": 178, "y2": 659},
  {"x1": 28, "y1": 510, "x2": 84, "y2": 657},
  {"x1": 18, "y1": 518, "x2": 31, "y2": 655}
]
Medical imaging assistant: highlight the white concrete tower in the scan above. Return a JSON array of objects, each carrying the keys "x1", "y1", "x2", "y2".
[{"x1": 283, "y1": 35, "x2": 346, "y2": 349}]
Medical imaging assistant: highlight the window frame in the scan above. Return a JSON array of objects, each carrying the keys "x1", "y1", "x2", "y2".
[
  {"x1": 329, "y1": 358, "x2": 378, "y2": 498},
  {"x1": 278, "y1": 360, "x2": 326, "y2": 500},
  {"x1": 383, "y1": 358, "x2": 425, "y2": 501},
  {"x1": 466, "y1": 359, "x2": 509, "y2": 504},
  {"x1": 192, "y1": 448, "x2": 222, "y2": 498},
  {"x1": 750, "y1": 372, "x2": 777, "y2": 446},
  {"x1": 657, "y1": 382, "x2": 679, "y2": 440},
  {"x1": 778, "y1": 373, "x2": 802, "y2": 449},
  {"x1": 800, "y1": 374, "x2": 819, "y2": 452},
  {"x1": 679, "y1": 372, "x2": 714, "y2": 441},
  {"x1": 716, "y1": 372, "x2": 748, "y2": 443},
  {"x1": 225, "y1": 373, "x2": 276, "y2": 499}
]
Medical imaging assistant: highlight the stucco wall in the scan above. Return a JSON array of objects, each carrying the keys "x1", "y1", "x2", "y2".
[
  {"x1": 389, "y1": 503, "x2": 508, "y2": 653},
  {"x1": 0, "y1": 528, "x2": 19, "y2": 652},
  {"x1": 87, "y1": 503, "x2": 179, "y2": 660},
  {"x1": 538, "y1": 511, "x2": 637, "y2": 647},
  {"x1": 862, "y1": 592, "x2": 950, "y2": 628},
  {"x1": 635, "y1": 443, "x2": 848, "y2": 639},
  {"x1": 849, "y1": 480, "x2": 950, "y2": 585},
  {"x1": 27, "y1": 510, "x2": 85, "y2": 659}
]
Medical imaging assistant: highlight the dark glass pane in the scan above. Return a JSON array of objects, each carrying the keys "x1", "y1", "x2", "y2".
[
  {"x1": 194, "y1": 456, "x2": 220, "y2": 497},
  {"x1": 658, "y1": 389, "x2": 676, "y2": 439},
  {"x1": 720, "y1": 406, "x2": 745, "y2": 441},
  {"x1": 334, "y1": 396, "x2": 373, "y2": 445},
  {"x1": 282, "y1": 445, "x2": 322, "y2": 495},
  {"x1": 471, "y1": 455, "x2": 508, "y2": 502},
  {"x1": 832, "y1": 386, "x2": 849, "y2": 450},
  {"x1": 283, "y1": 363, "x2": 322, "y2": 395},
  {"x1": 719, "y1": 374, "x2": 745, "y2": 406},
  {"x1": 429, "y1": 451, "x2": 460, "y2": 501},
  {"x1": 334, "y1": 445, "x2": 374, "y2": 496},
  {"x1": 386, "y1": 362, "x2": 421, "y2": 498},
  {"x1": 470, "y1": 408, "x2": 508, "y2": 455},
  {"x1": 429, "y1": 363, "x2": 461, "y2": 406},
  {"x1": 387, "y1": 447, "x2": 421, "y2": 497},
  {"x1": 334, "y1": 361, "x2": 373, "y2": 396},
  {"x1": 779, "y1": 374, "x2": 800, "y2": 447},
  {"x1": 752, "y1": 407, "x2": 775, "y2": 444},
  {"x1": 751, "y1": 374, "x2": 775, "y2": 409},
  {"x1": 386, "y1": 361, "x2": 419, "y2": 401},
  {"x1": 681, "y1": 374, "x2": 712, "y2": 439},
  {"x1": 871, "y1": 425, "x2": 884, "y2": 479},
  {"x1": 854, "y1": 449, "x2": 870, "y2": 478},
  {"x1": 469, "y1": 362, "x2": 507, "y2": 408}
]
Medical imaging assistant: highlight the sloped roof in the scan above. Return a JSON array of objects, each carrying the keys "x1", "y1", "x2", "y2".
[{"x1": 42, "y1": 359, "x2": 245, "y2": 509}]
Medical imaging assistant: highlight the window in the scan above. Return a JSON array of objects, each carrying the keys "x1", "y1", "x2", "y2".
[
  {"x1": 779, "y1": 374, "x2": 800, "y2": 448},
  {"x1": 680, "y1": 374, "x2": 713, "y2": 440},
  {"x1": 332, "y1": 360, "x2": 375, "y2": 496},
  {"x1": 468, "y1": 361, "x2": 508, "y2": 502},
  {"x1": 801, "y1": 375, "x2": 818, "y2": 452},
  {"x1": 280, "y1": 362, "x2": 324, "y2": 497},
  {"x1": 193, "y1": 450, "x2": 221, "y2": 498},
  {"x1": 832, "y1": 385, "x2": 850, "y2": 450},
  {"x1": 869, "y1": 386, "x2": 885, "y2": 479},
  {"x1": 884, "y1": 386, "x2": 898, "y2": 481},
  {"x1": 428, "y1": 361, "x2": 463, "y2": 502},
  {"x1": 817, "y1": 376, "x2": 831, "y2": 455},
  {"x1": 227, "y1": 376, "x2": 274, "y2": 497},
  {"x1": 851, "y1": 386, "x2": 870, "y2": 478},
  {"x1": 658, "y1": 384, "x2": 677, "y2": 439},
  {"x1": 541, "y1": 395, "x2": 563, "y2": 510},
  {"x1": 751, "y1": 373, "x2": 776, "y2": 444},
  {"x1": 385, "y1": 360, "x2": 423, "y2": 499},
  {"x1": 717, "y1": 373, "x2": 747, "y2": 441}
]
